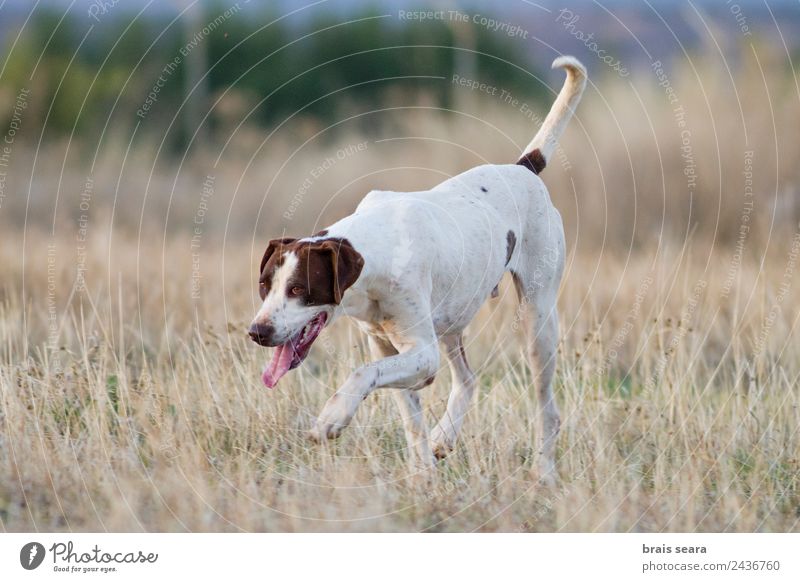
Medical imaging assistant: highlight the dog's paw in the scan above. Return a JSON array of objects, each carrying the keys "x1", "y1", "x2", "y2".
[
  {"x1": 307, "y1": 421, "x2": 346, "y2": 443},
  {"x1": 306, "y1": 427, "x2": 324, "y2": 444},
  {"x1": 431, "y1": 441, "x2": 452, "y2": 461},
  {"x1": 308, "y1": 397, "x2": 354, "y2": 443},
  {"x1": 536, "y1": 460, "x2": 559, "y2": 488},
  {"x1": 430, "y1": 424, "x2": 455, "y2": 460}
]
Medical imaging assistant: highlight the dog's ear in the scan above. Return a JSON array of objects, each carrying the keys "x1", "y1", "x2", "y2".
[
  {"x1": 316, "y1": 239, "x2": 364, "y2": 304},
  {"x1": 260, "y1": 237, "x2": 296, "y2": 275}
]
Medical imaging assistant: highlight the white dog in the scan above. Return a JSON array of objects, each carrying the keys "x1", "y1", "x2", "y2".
[{"x1": 249, "y1": 56, "x2": 586, "y2": 480}]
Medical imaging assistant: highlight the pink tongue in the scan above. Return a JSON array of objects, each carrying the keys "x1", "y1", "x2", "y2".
[{"x1": 261, "y1": 341, "x2": 297, "y2": 388}]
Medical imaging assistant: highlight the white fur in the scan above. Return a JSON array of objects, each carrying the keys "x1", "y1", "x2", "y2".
[
  {"x1": 309, "y1": 163, "x2": 565, "y2": 475},
  {"x1": 523, "y1": 56, "x2": 587, "y2": 162},
  {"x1": 259, "y1": 57, "x2": 586, "y2": 479}
]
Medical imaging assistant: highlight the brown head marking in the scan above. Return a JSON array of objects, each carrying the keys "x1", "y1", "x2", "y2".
[
  {"x1": 258, "y1": 237, "x2": 364, "y2": 305},
  {"x1": 314, "y1": 238, "x2": 364, "y2": 304},
  {"x1": 259, "y1": 237, "x2": 297, "y2": 299}
]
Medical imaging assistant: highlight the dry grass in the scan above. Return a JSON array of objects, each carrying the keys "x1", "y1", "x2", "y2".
[
  {"x1": 1, "y1": 230, "x2": 798, "y2": 532},
  {"x1": 1, "y1": 46, "x2": 799, "y2": 531}
]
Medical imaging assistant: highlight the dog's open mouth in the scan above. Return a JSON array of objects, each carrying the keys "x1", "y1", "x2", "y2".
[{"x1": 261, "y1": 312, "x2": 327, "y2": 388}]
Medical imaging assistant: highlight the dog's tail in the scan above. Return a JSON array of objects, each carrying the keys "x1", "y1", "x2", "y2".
[{"x1": 517, "y1": 56, "x2": 587, "y2": 174}]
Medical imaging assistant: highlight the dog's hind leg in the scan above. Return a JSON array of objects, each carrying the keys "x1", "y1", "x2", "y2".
[
  {"x1": 430, "y1": 334, "x2": 476, "y2": 460},
  {"x1": 512, "y1": 267, "x2": 562, "y2": 486},
  {"x1": 367, "y1": 334, "x2": 434, "y2": 469},
  {"x1": 391, "y1": 389, "x2": 433, "y2": 470}
]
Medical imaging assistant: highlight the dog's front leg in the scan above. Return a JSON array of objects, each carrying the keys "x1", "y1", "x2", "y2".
[
  {"x1": 364, "y1": 334, "x2": 434, "y2": 469},
  {"x1": 308, "y1": 331, "x2": 439, "y2": 456},
  {"x1": 307, "y1": 366, "x2": 377, "y2": 443}
]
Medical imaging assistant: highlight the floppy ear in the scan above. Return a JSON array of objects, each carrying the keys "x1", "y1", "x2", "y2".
[
  {"x1": 318, "y1": 239, "x2": 364, "y2": 304},
  {"x1": 260, "y1": 237, "x2": 296, "y2": 275}
]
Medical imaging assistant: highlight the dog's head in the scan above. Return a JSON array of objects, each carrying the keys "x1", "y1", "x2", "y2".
[{"x1": 249, "y1": 236, "x2": 364, "y2": 388}]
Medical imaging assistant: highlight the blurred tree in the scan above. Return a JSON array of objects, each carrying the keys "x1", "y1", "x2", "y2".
[
  {"x1": 182, "y1": 0, "x2": 209, "y2": 145},
  {"x1": 0, "y1": 4, "x2": 544, "y2": 150}
]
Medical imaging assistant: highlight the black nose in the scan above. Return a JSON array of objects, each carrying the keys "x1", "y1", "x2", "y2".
[{"x1": 248, "y1": 322, "x2": 275, "y2": 346}]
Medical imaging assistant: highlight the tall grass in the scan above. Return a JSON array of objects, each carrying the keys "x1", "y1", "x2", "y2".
[
  {"x1": 1, "y1": 226, "x2": 798, "y2": 531},
  {"x1": 0, "y1": 47, "x2": 798, "y2": 531}
]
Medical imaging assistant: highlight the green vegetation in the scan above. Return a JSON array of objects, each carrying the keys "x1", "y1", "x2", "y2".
[{"x1": 1, "y1": 6, "x2": 543, "y2": 147}]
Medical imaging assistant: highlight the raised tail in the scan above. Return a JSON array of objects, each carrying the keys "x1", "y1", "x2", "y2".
[{"x1": 517, "y1": 56, "x2": 587, "y2": 174}]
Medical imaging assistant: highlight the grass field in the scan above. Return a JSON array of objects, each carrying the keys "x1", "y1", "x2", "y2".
[
  {"x1": 1, "y1": 46, "x2": 798, "y2": 532},
  {"x1": 1, "y1": 230, "x2": 798, "y2": 532}
]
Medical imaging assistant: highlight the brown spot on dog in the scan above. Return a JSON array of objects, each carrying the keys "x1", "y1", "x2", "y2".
[
  {"x1": 517, "y1": 148, "x2": 546, "y2": 174},
  {"x1": 314, "y1": 229, "x2": 328, "y2": 237},
  {"x1": 258, "y1": 237, "x2": 364, "y2": 305},
  {"x1": 423, "y1": 375, "x2": 435, "y2": 386},
  {"x1": 258, "y1": 237, "x2": 297, "y2": 299},
  {"x1": 505, "y1": 230, "x2": 516, "y2": 266}
]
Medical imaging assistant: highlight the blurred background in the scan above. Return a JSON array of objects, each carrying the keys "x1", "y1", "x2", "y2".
[{"x1": 0, "y1": 0, "x2": 798, "y2": 341}]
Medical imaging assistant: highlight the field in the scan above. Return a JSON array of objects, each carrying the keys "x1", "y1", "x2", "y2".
[{"x1": 1, "y1": 46, "x2": 799, "y2": 532}]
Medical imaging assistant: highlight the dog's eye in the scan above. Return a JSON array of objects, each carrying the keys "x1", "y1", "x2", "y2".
[{"x1": 289, "y1": 286, "x2": 305, "y2": 297}]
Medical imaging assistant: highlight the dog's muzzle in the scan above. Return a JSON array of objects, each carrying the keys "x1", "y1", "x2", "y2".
[{"x1": 248, "y1": 322, "x2": 277, "y2": 346}]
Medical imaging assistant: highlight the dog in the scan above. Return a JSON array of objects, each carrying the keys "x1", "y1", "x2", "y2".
[{"x1": 249, "y1": 56, "x2": 586, "y2": 480}]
